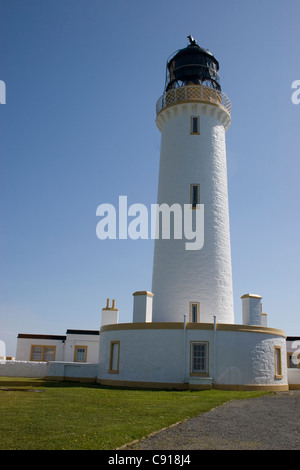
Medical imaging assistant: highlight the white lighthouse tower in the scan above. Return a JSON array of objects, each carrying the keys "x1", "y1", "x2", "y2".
[
  {"x1": 152, "y1": 36, "x2": 234, "y2": 324},
  {"x1": 96, "y1": 37, "x2": 288, "y2": 392}
]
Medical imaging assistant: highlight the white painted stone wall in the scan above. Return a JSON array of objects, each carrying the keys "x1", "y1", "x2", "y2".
[
  {"x1": 287, "y1": 369, "x2": 300, "y2": 387},
  {"x1": 46, "y1": 362, "x2": 98, "y2": 381},
  {"x1": 152, "y1": 101, "x2": 234, "y2": 324},
  {"x1": 0, "y1": 360, "x2": 48, "y2": 378},
  {"x1": 214, "y1": 330, "x2": 287, "y2": 386},
  {"x1": 97, "y1": 324, "x2": 288, "y2": 388},
  {"x1": 98, "y1": 327, "x2": 185, "y2": 384}
]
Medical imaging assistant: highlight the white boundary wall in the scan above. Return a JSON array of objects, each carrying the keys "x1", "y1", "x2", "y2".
[
  {"x1": 46, "y1": 362, "x2": 98, "y2": 382},
  {"x1": 288, "y1": 369, "x2": 300, "y2": 388},
  {"x1": 0, "y1": 360, "x2": 48, "y2": 378}
]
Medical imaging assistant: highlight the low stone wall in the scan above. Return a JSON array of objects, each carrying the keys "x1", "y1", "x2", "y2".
[
  {"x1": 45, "y1": 361, "x2": 98, "y2": 383},
  {"x1": 0, "y1": 360, "x2": 48, "y2": 378}
]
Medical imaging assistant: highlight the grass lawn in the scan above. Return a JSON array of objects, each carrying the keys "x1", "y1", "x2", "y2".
[{"x1": 0, "y1": 377, "x2": 269, "y2": 450}]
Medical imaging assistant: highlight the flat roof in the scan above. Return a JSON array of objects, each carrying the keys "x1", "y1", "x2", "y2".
[
  {"x1": 17, "y1": 334, "x2": 66, "y2": 340},
  {"x1": 66, "y1": 329, "x2": 99, "y2": 336},
  {"x1": 18, "y1": 329, "x2": 100, "y2": 340}
]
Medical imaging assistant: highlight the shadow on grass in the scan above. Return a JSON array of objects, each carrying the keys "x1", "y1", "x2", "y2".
[
  {"x1": 0, "y1": 377, "x2": 215, "y2": 394},
  {"x1": 0, "y1": 378, "x2": 271, "y2": 402}
]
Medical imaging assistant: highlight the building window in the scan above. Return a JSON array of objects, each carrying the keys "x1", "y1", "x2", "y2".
[
  {"x1": 274, "y1": 346, "x2": 282, "y2": 379},
  {"x1": 190, "y1": 341, "x2": 208, "y2": 376},
  {"x1": 74, "y1": 345, "x2": 87, "y2": 362},
  {"x1": 287, "y1": 352, "x2": 300, "y2": 369},
  {"x1": 189, "y1": 302, "x2": 200, "y2": 323},
  {"x1": 190, "y1": 116, "x2": 200, "y2": 134},
  {"x1": 30, "y1": 345, "x2": 56, "y2": 362},
  {"x1": 44, "y1": 347, "x2": 56, "y2": 361},
  {"x1": 109, "y1": 341, "x2": 120, "y2": 374},
  {"x1": 190, "y1": 184, "x2": 200, "y2": 209}
]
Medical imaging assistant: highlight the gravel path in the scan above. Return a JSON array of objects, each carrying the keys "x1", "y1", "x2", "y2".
[{"x1": 121, "y1": 391, "x2": 300, "y2": 450}]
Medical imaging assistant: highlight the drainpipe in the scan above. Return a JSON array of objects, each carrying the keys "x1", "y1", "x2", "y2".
[
  {"x1": 183, "y1": 314, "x2": 188, "y2": 383},
  {"x1": 212, "y1": 315, "x2": 217, "y2": 384}
]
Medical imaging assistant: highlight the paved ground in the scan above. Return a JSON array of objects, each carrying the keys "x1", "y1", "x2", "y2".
[{"x1": 122, "y1": 391, "x2": 300, "y2": 450}]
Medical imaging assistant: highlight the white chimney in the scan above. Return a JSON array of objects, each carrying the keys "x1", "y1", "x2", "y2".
[
  {"x1": 132, "y1": 291, "x2": 153, "y2": 323},
  {"x1": 241, "y1": 294, "x2": 266, "y2": 326},
  {"x1": 101, "y1": 298, "x2": 119, "y2": 327}
]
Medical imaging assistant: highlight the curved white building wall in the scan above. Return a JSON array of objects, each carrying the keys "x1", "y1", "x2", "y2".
[
  {"x1": 214, "y1": 330, "x2": 288, "y2": 387},
  {"x1": 98, "y1": 327, "x2": 185, "y2": 384},
  {"x1": 152, "y1": 101, "x2": 234, "y2": 324},
  {"x1": 97, "y1": 324, "x2": 288, "y2": 390}
]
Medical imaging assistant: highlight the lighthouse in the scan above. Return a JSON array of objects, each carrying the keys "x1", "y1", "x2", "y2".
[
  {"x1": 94, "y1": 37, "x2": 288, "y2": 392},
  {"x1": 151, "y1": 36, "x2": 234, "y2": 324},
  {"x1": 19, "y1": 36, "x2": 288, "y2": 392}
]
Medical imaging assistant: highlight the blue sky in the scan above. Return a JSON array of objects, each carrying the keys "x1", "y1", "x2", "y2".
[{"x1": 1, "y1": 0, "x2": 299, "y2": 356}]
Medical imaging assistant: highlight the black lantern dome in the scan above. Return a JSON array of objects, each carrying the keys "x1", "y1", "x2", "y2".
[{"x1": 165, "y1": 36, "x2": 221, "y2": 92}]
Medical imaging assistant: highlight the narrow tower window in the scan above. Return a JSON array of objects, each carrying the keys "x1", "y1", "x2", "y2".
[
  {"x1": 190, "y1": 116, "x2": 200, "y2": 134},
  {"x1": 189, "y1": 302, "x2": 200, "y2": 323},
  {"x1": 274, "y1": 346, "x2": 282, "y2": 379},
  {"x1": 109, "y1": 341, "x2": 120, "y2": 374},
  {"x1": 190, "y1": 184, "x2": 200, "y2": 209}
]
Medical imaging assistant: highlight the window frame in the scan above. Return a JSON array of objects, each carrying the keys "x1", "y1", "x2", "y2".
[
  {"x1": 190, "y1": 341, "x2": 209, "y2": 377},
  {"x1": 109, "y1": 341, "x2": 120, "y2": 374},
  {"x1": 189, "y1": 302, "x2": 200, "y2": 323},
  {"x1": 274, "y1": 346, "x2": 283, "y2": 379},
  {"x1": 190, "y1": 115, "x2": 200, "y2": 135},
  {"x1": 287, "y1": 350, "x2": 300, "y2": 369},
  {"x1": 30, "y1": 344, "x2": 56, "y2": 362},
  {"x1": 74, "y1": 345, "x2": 88, "y2": 363},
  {"x1": 190, "y1": 183, "x2": 200, "y2": 209}
]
